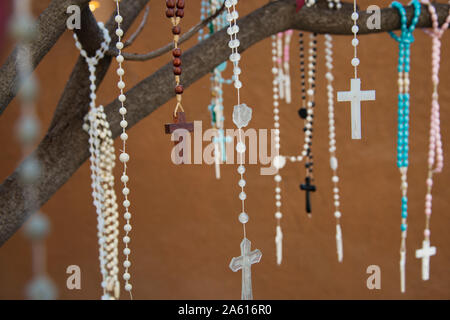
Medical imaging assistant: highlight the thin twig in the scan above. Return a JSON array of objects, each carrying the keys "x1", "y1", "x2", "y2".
[
  {"x1": 108, "y1": 1, "x2": 226, "y2": 61},
  {"x1": 124, "y1": 5, "x2": 150, "y2": 48}
]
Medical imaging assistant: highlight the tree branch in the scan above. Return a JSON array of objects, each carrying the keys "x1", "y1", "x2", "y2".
[
  {"x1": 110, "y1": 1, "x2": 226, "y2": 61},
  {"x1": 124, "y1": 5, "x2": 150, "y2": 48},
  {"x1": 0, "y1": 0, "x2": 449, "y2": 246},
  {"x1": 0, "y1": 0, "x2": 91, "y2": 115}
]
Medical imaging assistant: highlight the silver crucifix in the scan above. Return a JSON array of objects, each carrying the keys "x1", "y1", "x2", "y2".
[
  {"x1": 337, "y1": 78, "x2": 375, "y2": 139},
  {"x1": 229, "y1": 238, "x2": 262, "y2": 300}
]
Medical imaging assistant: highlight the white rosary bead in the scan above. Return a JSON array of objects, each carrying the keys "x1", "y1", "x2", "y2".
[
  {"x1": 352, "y1": 25, "x2": 359, "y2": 34},
  {"x1": 238, "y1": 179, "x2": 246, "y2": 187},
  {"x1": 238, "y1": 212, "x2": 249, "y2": 224},
  {"x1": 120, "y1": 120, "x2": 128, "y2": 128},
  {"x1": 119, "y1": 107, "x2": 127, "y2": 115},
  {"x1": 237, "y1": 165, "x2": 245, "y2": 174},
  {"x1": 239, "y1": 192, "x2": 247, "y2": 200}
]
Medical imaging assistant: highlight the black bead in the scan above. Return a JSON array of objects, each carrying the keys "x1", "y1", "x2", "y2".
[{"x1": 298, "y1": 108, "x2": 307, "y2": 119}]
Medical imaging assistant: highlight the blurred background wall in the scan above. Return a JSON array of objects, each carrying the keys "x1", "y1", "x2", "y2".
[{"x1": 0, "y1": 0, "x2": 449, "y2": 299}]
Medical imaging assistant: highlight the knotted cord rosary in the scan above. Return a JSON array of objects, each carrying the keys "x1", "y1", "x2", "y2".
[
  {"x1": 114, "y1": 0, "x2": 134, "y2": 298},
  {"x1": 164, "y1": 0, "x2": 194, "y2": 164},
  {"x1": 415, "y1": 0, "x2": 449, "y2": 282},
  {"x1": 225, "y1": 0, "x2": 262, "y2": 301},
  {"x1": 73, "y1": 22, "x2": 121, "y2": 300},
  {"x1": 388, "y1": 0, "x2": 421, "y2": 293},
  {"x1": 337, "y1": 0, "x2": 376, "y2": 139}
]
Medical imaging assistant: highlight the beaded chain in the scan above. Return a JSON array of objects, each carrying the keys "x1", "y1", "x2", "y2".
[
  {"x1": 388, "y1": 0, "x2": 421, "y2": 293},
  {"x1": 200, "y1": 0, "x2": 232, "y2": 178},
  {"x1": 74, "y1": 22, "x2": 121, "y2": 300},
  {"x1": 166, "y1": 0, "x2": 186, "y2": 114},
  {"x1": 113, "y1": 0, "x2": 134, "y2": 298},
  {"x1": 282, "y1": 30, "x2": 293, "y2": 104},
  {"x1": 299, "y1": 32, "x2": 317, "y2": 215},
  {"x1": 325, "y1": 35, "x2": 343, "y2": 262},
  {"x1": 415, "y1": 0, "x2": 449, "y2": 281},
  {"x1": 271, "y1": 34, "x2": 284, "y2": 265},
  {"x1": 226, "y1": 0, "x2": 263, "y2": 300},
  {"x1": 12, "y1": 0, "x2": 57, "y2": 300}
]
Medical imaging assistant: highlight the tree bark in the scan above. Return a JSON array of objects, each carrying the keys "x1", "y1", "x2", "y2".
[{"x1": 0, "y1": 0, "x2": 448, "y2": 246}]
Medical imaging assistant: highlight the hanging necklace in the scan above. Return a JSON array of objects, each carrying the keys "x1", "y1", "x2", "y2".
[
  {"x1": 12, "y1": 0, "x2": 57, "y2": 300},
  {"x1": 225, "y1": 0, "x2": 262, "y2": 301},
  {"x1": 164, "y1": 0, "x2": 194, "y2": 164},
  {"x1": 113, "y1": 0, "x2": 135, "y2": 298},
  {"x1": 299, "y1": 32, "x2": 317, "y2": 216},
  {"x1": 200, "y1": 0, "x2": 232, "y2": 179},
  {"x1": 415, "y1": 0, "x2": 449, "y2": 282},
  {"x1": 388, "y1": 0, "x2": 421, "y2": 293},
  {"x1": 324, "y1": 1, "x2": 343, "y2": 262},
  {"x1": 337, "y1": 0, "x2": 376, "y2": 139},
  {"x1": 73, "y1": 22, "x2": 121, "y2": 300}
]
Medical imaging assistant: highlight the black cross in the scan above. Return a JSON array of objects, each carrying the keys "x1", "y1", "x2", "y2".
[{"x1": 300, "y1": 177, "x2": 316, "y2": 214}]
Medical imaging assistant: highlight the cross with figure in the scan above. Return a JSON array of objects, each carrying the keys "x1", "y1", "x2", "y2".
[
  {"x1": 337, "y1": 78, "x2": 375, "y2": 139},
  {"x1": 415, "y1": 239, "x2": 436, "y2": 281},
  {"x1": 229, "y1": 238, "x2": 262, "y2": 300}
]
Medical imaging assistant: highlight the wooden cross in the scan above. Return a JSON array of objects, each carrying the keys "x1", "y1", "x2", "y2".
[
  {"x1": 164, "y1": 112, "x2": 194, "y2": 164},
  {"x1": 337, "y1": 78, "x2": 375, "y2": 139},
  {"x1": 229, "y1": 238, "x2": 262, "y2": 300},
  {"x1": 415, "y1": 239, "x2": 436, "y2": 281},
  {"x1": 300, "y1": 176, "x2": 316, "y2": 214}
]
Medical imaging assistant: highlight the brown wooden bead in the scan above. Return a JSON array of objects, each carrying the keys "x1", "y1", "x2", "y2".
[
  {"x1": 173, "y1": 67, "x2": 182, "y2": 75},
  {"x1": 172, "y1": 26, "x2": 181, "y2": 35},
  {"x1": 173, "y1": 58, "x2": 182, "y2": 67},
  {"x1": 176, "y1": 0, "x2": 185, "y2": 9},
  {"x1": 172, "y1": 48, "x2": 182, "y2": 57},
  {"x1": 166, "y1": 0, "x2": 176, "y2": 8},
  {"x1": 175, "y1": 85, "x2": 184, "y2": 94},
  {"x1": 175, "y1": 9, "x2": 184, "y2": 18},
  {"x1": 165, "y1": 8, "x2": 175, "y2": 17}
]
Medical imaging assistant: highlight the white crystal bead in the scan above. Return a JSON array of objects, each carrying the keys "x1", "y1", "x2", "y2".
[
  {"x1": 237, "y1": 165, "x2": 246, "y2": 174},
  {"x1": 274, "y1": 174, "x2": 282, "y2": 182},
  {"x1": 236, "y1": 142, "x2": 246, "y2": 153},
  {"x1": 238, "y1": 179, "x2": 246, "y2": 187},
  {"x1": 275, "y1": 212, "x2": 282, "y2": 219},
  {"x1": 239, "y1": 192, "x2": 247, "y2": 200}
]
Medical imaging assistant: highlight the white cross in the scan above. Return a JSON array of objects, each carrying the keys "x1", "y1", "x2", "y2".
[
  {"x1": 400, "y1": 250, "x2": 406, "y2": 293},
  {"x1": 415, "y1": 239, "x2": 436, "y2": 281},
  {"x1": 213, "y1": 140, "x2": 221, "y2": 179},
  {"x1": 336, "y1": 224, "x2": 343, "y2": 263},
  {"x1": 229, "y1": 238, "x2": 262, "y2": 300},
  {"x1": 275, "y1": 225, "x2": 283, "y2": 266},
  {"x1": 337, "y1": 78, "x2": 375, "y2": 139}
]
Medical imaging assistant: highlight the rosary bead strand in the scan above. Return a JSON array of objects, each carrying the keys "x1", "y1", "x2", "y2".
[
  {"x1": 388, "y1": 0, "x2": 421, "y2": 293},
  {"x1": 114, "y1": 0, "x2": 134, "y2": 298},
  {"x1": 74, "y1": 21, "x2": 121, "y2": 299},
  {"x1": 324, "y1": 33, "x2": 343, "y2": 262},
  {"x1": 415, "y1": 0, "x2": 449, "y2": 282},
  {"x1": 226, "y1": 0, "x2": 262, "y2": 301}
]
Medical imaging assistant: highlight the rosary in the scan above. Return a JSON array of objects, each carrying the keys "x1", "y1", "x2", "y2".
[
  {"x1": 73, "y1": 22, "x2": 121, "y2": 299},
  {"x1": 164, "y1": 0, "x2": 194, "y2": 165},
  {"x1": 225, "y1": 0, "x2": 262, "y2": 300},
  {"x1": 414, "y1": 0, "x2": 449, "y2": 282},
  {"x1": 200, "y1": 0, "x2": 232, "y2": 179},
  {"x1": 388, "y1": 0, "x2": 421, "y2": 293},
  {"x1": 337, "y1": 0, "x2": 376, "y2": 139}
]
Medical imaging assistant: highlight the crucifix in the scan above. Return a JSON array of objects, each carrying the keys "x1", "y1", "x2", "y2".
[
  {"x1": 300, "y1": 176, "x2": 316, "y2": 215},
  {"x1": 415, "y1": 239, "x2": 436, "y2": 281},
  {"x1": 337, "y1": 78, "x2": 375, "y2": 139},
  {"x1": 164, "y1": 111, "x2": 194, "y2": 164},
  {"x1": 229, "y1": 238, "x2": 262, "y2": 300}
]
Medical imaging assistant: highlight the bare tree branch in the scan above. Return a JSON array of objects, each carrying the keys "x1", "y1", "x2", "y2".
[
  {"x1": 110, "y1": 1, "x2": 226, "y2": 61},
  {"x1": 0, "y1": 0, "x2": 449, "y2": 246},
  {"x1": 0, "y1": 0, "x2": 91, "y2": 115},
  {"x1": 124, "y1": 5, "x2": 150, "y2": 48}
]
